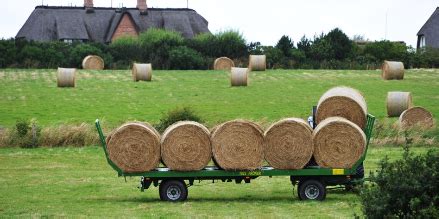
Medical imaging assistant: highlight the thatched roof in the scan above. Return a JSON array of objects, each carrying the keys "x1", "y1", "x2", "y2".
[
  {"x1": 16, "y1": 6, "x2": 210, "y2": 43},
  {"x1": 417, "y1": 7, "x2": 439, "y2": 48}
]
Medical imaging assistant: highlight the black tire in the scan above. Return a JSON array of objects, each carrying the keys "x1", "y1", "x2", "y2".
[
  {"x1": 353, "y1": 163, "x2": 364, "y2": 179},
  {"x1": 159, "y1": 180, "x2": 188, "y2": 202},
  {"x1": 298, "y1": 179, "x2": 326, "y2": 201}
]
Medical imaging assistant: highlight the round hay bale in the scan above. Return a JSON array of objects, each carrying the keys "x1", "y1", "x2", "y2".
[
  {"x1": 316, "y1": 86, "x2": 367, "y2": 130},
  {"x1": 82, "y1": 55, "x2": 104, "y2": 70},
  {"x1": 132, "y1": 63, "x2": 152, "y2": 82},
  {"x1": 230, "y1": 67, "x2": 248, "y2": 86},
  {"x1": 214, "y1": 57, "x2": 235, "y2": 71},
  {"x1": 57, "y1": 68, "x2": 76, "y2": 87},
  {"x1": 386, "y1": 91, "x2": 412, "y2": 117},
  {"x1": 399, "y1": 107, "x2": 434, "y2": 129},
  {"x1": 264, "y1": 118, "x2": 313, "y2": 170},
  {"x1": 382, "y1": 61, "x2": 404, "y2": 80},
  {"x1": 313, "y1": 117, "x2": 366, "y2": 168},
  {"x1": 106, "y1": 122, "x2": 161, "y2": 173},
  {"x1": 211, "y1": 120, "x2": 264, "y2": 170},
  {"x1": 161, "y1": 121, "x2": 212, "y2": 171},
  {"x1": 249, "y1": 55, "x2": 266, "y2": 71}
]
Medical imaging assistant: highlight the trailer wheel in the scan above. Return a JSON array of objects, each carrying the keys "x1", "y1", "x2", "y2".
[
  {"x1": 298, "y1": 179, "x2": 326, "y2": 201},
  {"x1": 159, "y1": 180, "x2": 188, "y2": 202}
]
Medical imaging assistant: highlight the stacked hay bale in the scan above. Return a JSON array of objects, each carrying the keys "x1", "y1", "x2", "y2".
[
  {"x1": 315, "y1": 86, "x2": 367, "y2": 129},
  {"x1": 386, "y1": 92, "x2": 412, "y2": 117},
  {"x1": 106, "y1": 122, "x2": 160, "y2": 173},
  {"x1": 249, "y1": 55, "x2": 266, "y2": 71},
  {"x1": 211, "y1": 120, "x2": 264, "y2": 170},
  {"x1": 264, "y1": 118, "x2": 313, "y2": 170},
  {"x1": 230, "y1": 67, "x2": 248, "y2": 86},
  {"x1": 399, "y1": 107, "x2": 434, "y2": 129},
  {"x1": 382, "y1": 61, "x2": 404, "y2": 80},
  {"x1": 82, "y1": 55, "x2": 104, "y2": 70},
  {"x1": 161, "y1": 121, "x2": 211, "y2": 171},
  {"x1": 214, "y1": 57, "x2": 235, "y2": 71},
  {"x1": 132, "y1": 63, "x2": 153, "y2": 82},
  {"x1": 57, "y1": 68, "x2": 76, "y2": 88}
]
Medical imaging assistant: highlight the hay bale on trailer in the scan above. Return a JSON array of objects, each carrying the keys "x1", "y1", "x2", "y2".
[
  {"x1": 316, "y1": 86, "x2": 367, "y2": 130},
  {"x1": 313, "y1": 117, "x2": 366, "y2": 168},
  {"x1": 249, "y1": 55, "x2": 266, "y2": 71},
  {"x1": 57, "y1": 68, "x2": 76, "y2": 87},
  {"x1": 211, "y1": 120, "x2": 264, "y2": 170},
  {"x1": 214, "y1": 57, "x2": 235, "y2": 71},
  {"x1": 132, "y1": 63, "x2": 153, "y2": 82},
  {"x1": 161, "y1": 121, "x2": 212, "y2": 171},
  {"x1": 382, "y1": 61, "x2": 404, "y2": 80},
  {"x1": 82, "y1": 55, "x2": 104, "y2": 70},
  {"x1": 264, "y1": 118, "x2": 313, "y2": 170},
  {"x1": 230, "y1": 67, "x2": 248, "y2": 86},
  {"x1": 106, "y1": 122, "x2": 160, "y2": 173},
  {"x1": 399, "y1": 107, "x2": 434, "y2": 129},
  {"x1": 387, "y1": 91, "x2": 412, "y2": 117}
]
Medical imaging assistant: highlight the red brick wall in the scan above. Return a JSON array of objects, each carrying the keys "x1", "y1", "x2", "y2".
[{"x1": 111, "y1": 14, "x2": 139, "y2": 42}]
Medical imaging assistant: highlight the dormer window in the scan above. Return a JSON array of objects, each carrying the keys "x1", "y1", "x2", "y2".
[{"x1": 419, "y1": 35, "x2": 426, "y2": 48}]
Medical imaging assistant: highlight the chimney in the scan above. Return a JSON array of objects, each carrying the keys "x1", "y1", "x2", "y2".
[
  {"x1": 137, "y1": 0, "x2": 148, "y2": 15},
  {"x1": 84, "y1": 0, "x2": 94, "y2": 13}
]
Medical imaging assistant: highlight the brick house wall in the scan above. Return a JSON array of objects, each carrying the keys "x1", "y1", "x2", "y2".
[{"x1": 111, "y1": 14, "x2": 139, "y2": 42}]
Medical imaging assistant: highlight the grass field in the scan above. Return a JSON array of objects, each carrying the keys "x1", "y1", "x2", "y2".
[
  {"x1": 0, "y1": 146, "x2": 435, "y2": 218},
  {"x1": 0, "y1": 69, "x2": 438, "y2": 128}
]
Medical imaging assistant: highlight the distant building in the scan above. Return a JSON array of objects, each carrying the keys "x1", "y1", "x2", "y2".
[
  {"x1": 417, "y1": 7, "x2": 439, "y2": 49},
  {"x1": 16, "y1": 0, "x2": 210, "y2": 43}
]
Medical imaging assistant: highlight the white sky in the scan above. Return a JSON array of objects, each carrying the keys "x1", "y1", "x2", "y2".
[{"x1": 1, "y1": 0, "x2": 438, "y2": 47}]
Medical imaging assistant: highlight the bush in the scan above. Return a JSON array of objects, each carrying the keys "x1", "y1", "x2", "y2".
[
  {"x1": 154, "y1": 107, "x2": 203, "y2": 133},
  {"x1": 8, "y1": 119, "x2": 40, "y2": 148},
  {"x1": 0, "y1": 38, "x2": 17, "y2": 68},
  {"x1": 360, "y1": 146, "x2": 439, "y2": 218},
  {"x1": 109, "y1": 36, "x2": 142, "y2": 68},
  {"x1": 189, "y1": 30, "x2": 247, "y2": 59},
  {"x1": 169, "y1": 46, "x2": 206, "y2": 70}
]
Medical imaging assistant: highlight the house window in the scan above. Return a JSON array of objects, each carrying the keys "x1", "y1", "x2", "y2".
[
  {"x1": 420, "y1": 35, "x2": 426, "y2": 48},
  {"x1": 63, "y1": 39, "x2": 73, "y2": 44}
]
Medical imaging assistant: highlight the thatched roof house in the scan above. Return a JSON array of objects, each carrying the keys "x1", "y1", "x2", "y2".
[
  {"x1": 16, "y1": 0, "x2": 210, "y2": 43},
  {"x1": 417, "y1": 7, "x2": 439, "y2": 49}
]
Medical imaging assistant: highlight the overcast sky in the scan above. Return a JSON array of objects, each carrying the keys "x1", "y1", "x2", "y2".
[{"x1": 1, "y1": 0, "x2": 437, "y2": 47}]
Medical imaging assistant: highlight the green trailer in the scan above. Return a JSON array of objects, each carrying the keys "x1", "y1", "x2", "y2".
[{"x1": 95, "y1": 114, "x2": 375, "y2": 202}]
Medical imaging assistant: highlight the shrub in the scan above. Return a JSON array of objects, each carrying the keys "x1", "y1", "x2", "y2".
[
  {"x1": 169, "y1": 46, "x2": 206, "y2": 70},
  {"x1": 0, "y1": 38, "x2": 17, "y2": 68},
  {"x1": 109, "y1": 36, "x2": 142, "y2": 68},
  {"x1": 9, "y1": 119, "x2": 40, "y2": 148},
  {"x1": 360, "y1": 146, "x2": 439, "y2": 218},
  {"x1": 69, "y1": 43, "x2": 104, "y2": 68},
  {"x1": 154, "y1": 107, "x2": 203, "y2": 133}
]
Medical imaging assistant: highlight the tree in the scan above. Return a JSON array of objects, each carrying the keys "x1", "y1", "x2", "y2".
[
  {"x1": 324, "y1": 28, "x2": 353, "y2": 60},
  {"x1": 276, "y1": 35, "x2": 294, "y2": 57}
]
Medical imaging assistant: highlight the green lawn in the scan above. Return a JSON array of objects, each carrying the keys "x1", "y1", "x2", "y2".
[
  {"x1": 0, "y1": 69, "x2": 438, "y2": 128},
  {"x1": 0, "y1": 146, "x2": 434, "y2": 218}
]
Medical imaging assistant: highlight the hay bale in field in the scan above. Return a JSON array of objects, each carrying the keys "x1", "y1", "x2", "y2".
[
  {"x1": 132, "y1": 63, "x2": 152, "y2": 82},
  {"x1": 211, "y1": 120, "x2": 264, "y2": 170},
  {"x1": 106, "y1": 122, "x2": 160, "y2": 173},
  {"x1": 316, "y1": 86, "x2": 367, "y2": 130},
  {"x1": 82, "y1": 55, "x2": 104, "y2": 70},
  {"x1": 214, "y1": 57, "x2": 235, "y2": 71},
  {"x1": 399, "y1": 107, "x2": 434, "y2": 129},
  {"x1": 230, "y1": 67, "x2": 248, "y2": 86},
  {"x1": 313, "y1": 117, "x2": 366, "y2": 168},
  {"x1": 161, "y1": 121, "x2": 212, "y2": 171},
  {"x1": 264, "y1": 118, "x2": 313, "y2": 170},
  {"x1": 382, "y1": 61, "x2": 404, "y2": 80},
  {"x1": 387, "y1": 91, "x2": 412, "y2": 117},
  {"x1": 249, "y1": 55, "x2": 266, "y2": 71},
  {"x1": 57, "y1": 68, "x2": 76, "y2": 87}
]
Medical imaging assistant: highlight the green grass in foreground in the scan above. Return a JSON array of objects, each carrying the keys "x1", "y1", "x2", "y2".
[
  {"x1": 0, "y1": 146, "x2": 435, "y2": 218},
  {"x1": 0, "y1": 69, "x2": 438, "y2": 127}
]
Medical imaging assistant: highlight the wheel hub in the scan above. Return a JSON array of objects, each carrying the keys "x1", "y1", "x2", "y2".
[
  {"x1": 305, "y1": 185, "x2": 319, "y2": 199},
  {"x1": 167, "y1": 186, "x2": 181, "y2": 200}
]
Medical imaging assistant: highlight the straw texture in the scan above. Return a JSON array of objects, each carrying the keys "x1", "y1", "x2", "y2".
[
  {"x1": 214, "y1": 57, "x2": 235, "y2": 71},
  {"x1": 57, "y1": 68, "x2": 76, "y2": 87},
  {"x1": 249, "y1": 55, "x2": 266, "y2": 71},
  {"x1": 211, "y1": 120, "x2": 264, "y2": 170},
  {"x1": 82, "y1": 55, "x2": 104, "y2": 70},
  {"x1": 132, "y1": 63, "x2": 153, "y2": 82},
  {"x1": 313, "y1": 117, "x2": 366, "y2": 168},
  {"x1": 161, "y1": 121, "x2": 212, "y2": 171},
  {"x1": 106, "y1": 122, "x2": 161, "y2": 173},
  {"x1": 264, "y1": 118, "x2": 313, "y2": 170},
  {"x1": 399, "y1": 107, "x2": 434, "y2": 129},
  {"x1": 387, "y1": 91, "x2": 412, "y2": 117},
  {"x1": 230, "y1": 67, "x2": 248, "y2": 86},
  {"x1": 382, "y1": 61, "x2": 404, "y2": 80},
  {"x1": 316, "y1": 86, "x2": 367, "y2": 130}
]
